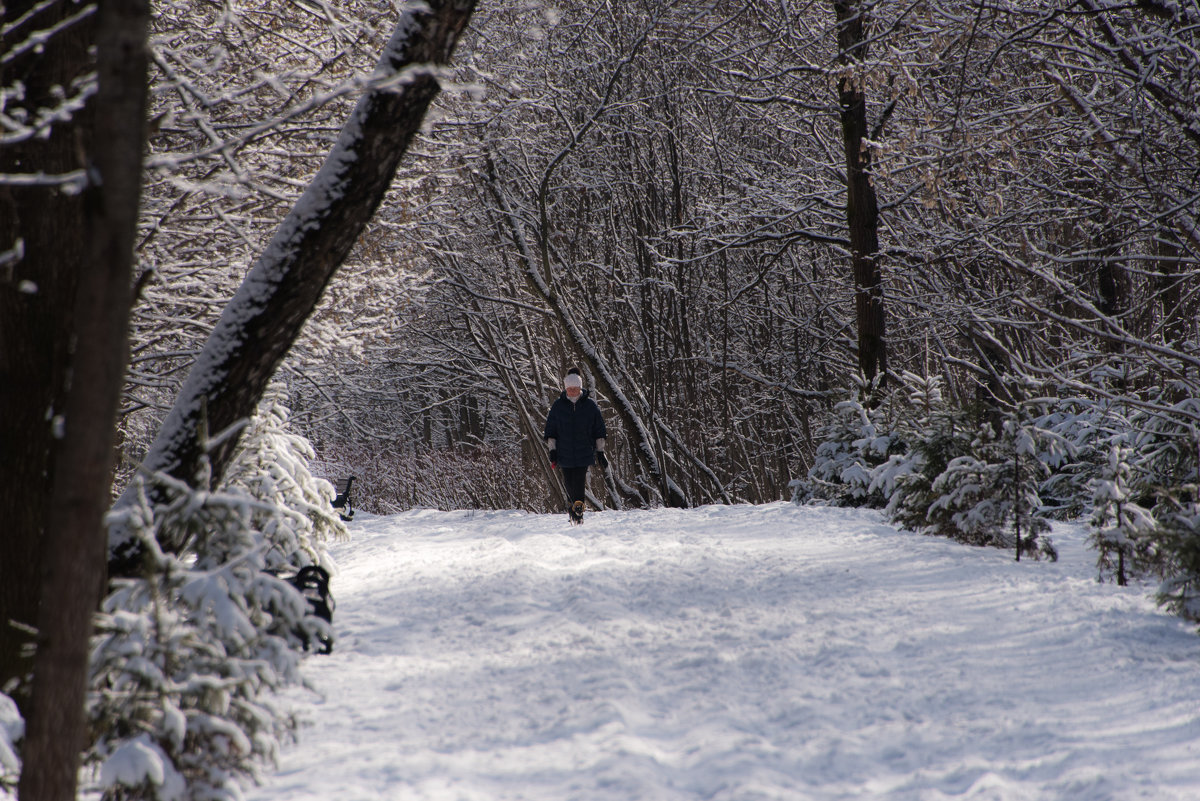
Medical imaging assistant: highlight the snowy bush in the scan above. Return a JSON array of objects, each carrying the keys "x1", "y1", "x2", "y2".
[
  {"x1": 1071, "y1": 390, "x2": 1200, "y2": 606},
  {"x1": 873, "y1": 372, "x2": 975, "y2": 533},
  {"x1": 1129, "y1": 395, "x2": 1200, "y2": 499},
  {"x1": 798, "y1": 389, "x2": 899, "y2": 508},
  {"x1": 1156, "y1": 491, "x2": 1200, "y2": 622},
  {"x1": 1027, "y1": 399, "x2": 1103, "y2": 520},
  {"x1": 802, "y1": 374, "x2": 1057, "y2": 558},
  {"x1": 222, "y1": 384, "x2": 346, "y2": 573},
  {"x1": 1034, "y1": 388, "x2": 1199, "y2": 524},
  {"x1": 86, "y1": 393, "x2": 344, "y2": 801},
  {"x1": 1089, "y1": 441, "x2": 1162, "y2": 585},
  {"x1": 867, "y1": 374, "x2": 1058, "y2": 560},
  {"x1": 88, "y1": 475, "x2": 310, "y2": 801},
  {"x1": 924, "y1": 414, "x2": 1057, "y2": 560},
  {"x1": 1139, "y1": 395, "x2": 1200, "y2": 620}
]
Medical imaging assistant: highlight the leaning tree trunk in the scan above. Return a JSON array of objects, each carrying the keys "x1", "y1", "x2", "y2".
[
  {"x1": 109, "y1": 0, "x2": 478, "y2": 568},
  {"x1": 833, "y1": 1, "x2": 887, "y2": 393},
  {"x1": 16, "y1": 3, "x2": 151, "y2": 800}
]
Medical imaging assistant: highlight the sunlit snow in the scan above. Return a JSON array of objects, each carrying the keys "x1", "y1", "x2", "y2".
[{"x1": 248, "y1": 502, "x2": 1200, "y2": 800}]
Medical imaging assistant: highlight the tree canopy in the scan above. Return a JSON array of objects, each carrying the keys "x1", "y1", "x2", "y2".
[{"x1": 2, "y1": 1, "x2": 1198, "y2": 797}]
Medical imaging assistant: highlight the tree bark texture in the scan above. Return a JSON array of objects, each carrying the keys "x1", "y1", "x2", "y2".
[
  {"x1": 17, "y1": 2, "x2": 151, "y2": 799},
  {"x1": 833, "y1": 1, "x2": 887, "y2": 390},
  {"x1": 111, "y1": 0, "x2": 477, "y2": 562},
  {"x1": 0, "y1": 0, "x2": 95, "y2": 710}
]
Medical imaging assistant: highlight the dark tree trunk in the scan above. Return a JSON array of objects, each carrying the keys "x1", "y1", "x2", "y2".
[
  {"x1": 1156, "y1": 229, "x2": 1184, "y2": 350},
  {"x1": 109, "y1": 0, "x2": 478, "y2": 566},
  {"x1": 1094, "y1": 234, "x2": 1130, "y2": 392},
  {"x1": 0, "y1": 0, "x2": 96, "y2": 711},
  {"x1": 833, "y1": 1, "x2": 887, "y2": 391},
  {"x1": 1155, "y1": 227, "x2": 1190, "y2": 403},
  {"x1": 17, "y1": 3, "x2": 151, "y2": 799}
]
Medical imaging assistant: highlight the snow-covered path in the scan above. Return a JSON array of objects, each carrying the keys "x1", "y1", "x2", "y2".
[{"x1": 249, "y1": 503, "x2": 1200, "y2": 800}]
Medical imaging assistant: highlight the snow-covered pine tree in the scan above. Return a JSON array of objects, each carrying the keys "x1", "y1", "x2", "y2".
[
  {"x1": 1156, "y1": 489, "x2": 1200, "y2": 622},
  {"x1": 1031, "y1": 397, "x2": 1115, "y2": 521},
  {"x1": 222, "y1": 383, "x2": 347, "y2": 574},
  {"x1": 89, "y1": 474, "x2": 309, "y2": 801},
  {"x1": 925, "y1": 410, "x2": 1057, "y2": 560},
  {"x1": 1089, "y1": 441, "x2": 1160, "y2": 586},
  {"x1": 1129, "y1": 396, "x2": 1200, "y2": 506},
  {"x1": 1145, "y1": 402, "x2": 1200, "y2": 621},
  {"x1": 86, "y1": 393, "x2": 345, "y2": 800},
  {"x1": 797, "y1": 382, "x2": 898, "y2": 507},
  {"x1": 872, "y1": 371, "x2": 972, "y2": 532}
]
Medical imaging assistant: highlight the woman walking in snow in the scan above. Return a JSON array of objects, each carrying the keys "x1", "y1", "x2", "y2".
[{"x1": 544, "y1": 367, "x2": 608, "y2": 523}]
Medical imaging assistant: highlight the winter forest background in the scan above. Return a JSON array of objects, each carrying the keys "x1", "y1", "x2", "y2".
[{"x1": 2, "y1": 0, "x2": 1199, "y2": 799}]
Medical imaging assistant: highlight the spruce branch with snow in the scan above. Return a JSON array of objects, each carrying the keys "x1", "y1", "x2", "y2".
[
  {"x1": 1156, "y1": 491, "x2": 1200, "y2": 623},
  {"x1": 873, "y1": 372, "x2": 975, "y2": 533},
  {"x1": 86, "y1": 395, "x2": 339, "y2": 801},
  {"x1": 89, "y1": 473, "x2": 311, "y2": 801},
  {"x1": 1089, "y1": 441, "x2": 1161, "y2": 585},
  {"x1": 924, "y1": 414, "x2": 1057, "y2": 561},
  {"x1": 799, "y1": 386, "x2": 898, "y2": 508},
  {"x1": 222, "y1": 384, "x2": 348, "y2": 573},
  {"x1": 1031, "y1": 398, "x2": 1110, "y2": 521}
]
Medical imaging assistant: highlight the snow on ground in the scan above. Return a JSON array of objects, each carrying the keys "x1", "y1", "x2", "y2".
[{"x1": 248, "y1": 502, "x2": 1200, "y2": 801}]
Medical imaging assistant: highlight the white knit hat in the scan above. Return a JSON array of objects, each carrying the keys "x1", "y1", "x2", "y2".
[{"x1": 564, "y1": 373, "x2": 583, "y2": 389}]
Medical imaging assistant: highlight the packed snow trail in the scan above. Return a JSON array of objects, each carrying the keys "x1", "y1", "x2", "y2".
[{"x1": 249, "y1": 503, "x2": 1200, "y2": 800}]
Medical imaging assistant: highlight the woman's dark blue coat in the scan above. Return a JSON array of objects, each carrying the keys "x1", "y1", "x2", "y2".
[{"x1": 543, "y1": 389, "x2": 607, "y2": 468}]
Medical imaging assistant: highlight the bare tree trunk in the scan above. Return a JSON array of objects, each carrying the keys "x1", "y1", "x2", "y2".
[
  {"x1": 16, "y1": 4, "x2": 151, "y2": 799},
  {"x1": 0, "y1": 0, "x2": 96, "y2": 709},
  {"x1": 833, "y1": 1, "x2": 887, "y2": 392},
  {"x1": 110, "y1": 0, "x2": 478, "y2": 567},
  {"x1": 1156, "y1": 231, "x2": 1184, "y2": 340}
]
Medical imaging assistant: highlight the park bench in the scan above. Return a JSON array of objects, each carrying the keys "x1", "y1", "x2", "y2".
[
  {"x1": 331, "y1": 476, "x2": 355, "y2": 520},
  {"x1": 286, "y1": 565, "x2": 334, "y2": 654}
]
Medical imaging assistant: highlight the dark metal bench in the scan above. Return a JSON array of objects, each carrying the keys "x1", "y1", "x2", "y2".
[
  {"x1": 286, "y1": 565, "x2": 334, "y2": 654},
  {"x1": 331, "y1": 476, "x2": 355, "y2": 520}
]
